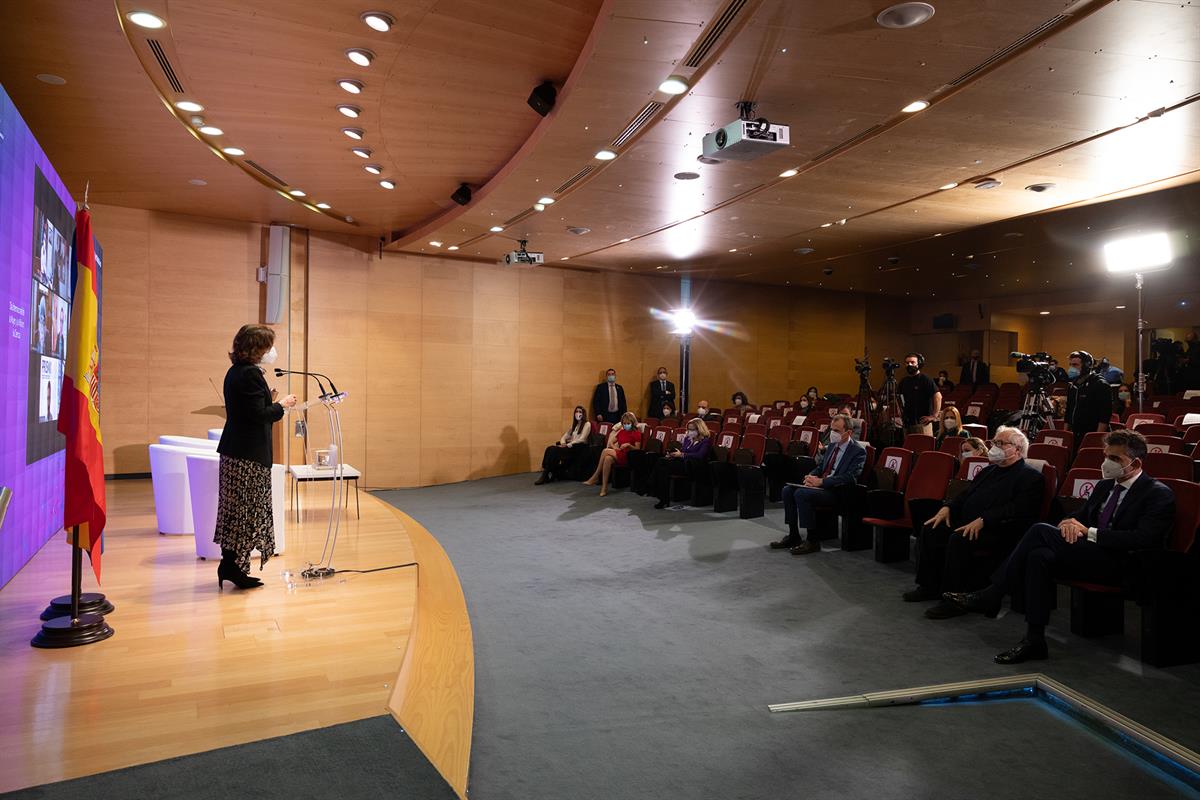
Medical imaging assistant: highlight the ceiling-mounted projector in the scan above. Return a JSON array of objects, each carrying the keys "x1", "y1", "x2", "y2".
[
  {"x1": 502, "y1": 239, "x2": 544, "y2": 266},
  {"x1": 702, "y1": 118, "x2": 790, "y2": 161}
]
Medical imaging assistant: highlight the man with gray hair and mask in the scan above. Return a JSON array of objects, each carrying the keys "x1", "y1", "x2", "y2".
[{"x1": 906, "y1": 426, "x2": 1044, "y2": 619}]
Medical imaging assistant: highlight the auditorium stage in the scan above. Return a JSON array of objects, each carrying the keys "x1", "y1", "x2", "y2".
[{"x1": 0, "y1": 479, "x2": 467, "y2": 795}]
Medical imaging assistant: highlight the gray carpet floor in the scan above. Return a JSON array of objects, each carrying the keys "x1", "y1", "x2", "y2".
[
  {"x1": 2, "y1": 716, "x2": 456, "y2": 800},
  {"x1": 376, "y1": 474, "x2": 1200, "y2": 800}
]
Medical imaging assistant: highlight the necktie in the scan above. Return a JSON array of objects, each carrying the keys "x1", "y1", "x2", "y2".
[
  {"x1": 1097, "y1": 484, "x2": 1125, "y2": 529},
  {"x1": 822, "y1": 444, "x2": 842, "y2": 477},
  {"x1": 608, "y1": 384, "x2": 617, "y2": 412},
  {"x1": 661, "y1": 380, "x2": 666, "y2": 394},
  {"x1": 971, "y1": 361, "x2": 976, "y2": 383}
]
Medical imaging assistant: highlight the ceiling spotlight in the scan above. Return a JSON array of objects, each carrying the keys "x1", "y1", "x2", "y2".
[
  {"x1": 362, "y1": 11, "x2": 395, "y2": 31},
  {"x1": 538, "y1": 197, "x2": 555, "y2": 205},
  {"x1": 595, "y1": 149, "x2": 617, "y2": 161},
  {"x1": 1114, "y1": 305, "x2": 1126, "y2": 309},
  {"x1": 619, "y1": 237, "x2": 631, "y2": 243},
  {"x1": 779, "y1": 169, "x2": 798, "y2": 178},
  {"x1": 342, "y1": 127, "x2": 365, "y2": 140},
  {"x1": 820, "y1": 222, "x2": 833, "y2": 228},
  {"x1": 175, "y1": 100, "x2": 203, "y2": 113},
  {"x1": 533, "y1": 203, "x2": 546, "y2": 212},
  {"x1": 36, "y1": 74, "x2": 67, "y2": 85},
  {"x1": 1104, "y1": 232, "x2": 1172, "y2": 273},
  {"x1": 658, "y1": 75, "x2": 689, "y2": 95},
  {"x1": 337, "y1": 79, "x2": 364, "y2": 94},
  {"x1": 198, "y1": 125, "x2": 223, "y2": 136},
  {"x1": 1039, "y1": 310, "x2": 1050, "y2": 316},
  {"x1": 316, "y1": 202, "x2": 331, "y2": 209},
  {"x1": 490, "y1": 225, "x2": 504, "y2": 232},
  {"x1": 669, "y1": 308, "x2": 697, "y2": 335},
  {"x1": 351, "y1": 147, "x2": 372, "y2": 158},
  {"x1": 1025, "y1": 182, "x2": 1056, "y2": 193},
  {"x1": 447, "y1": 245, "x2": 459, "y2": 251},
  {"x1": 337, "y1": 104, "x2": 361, "y2": 118},
  {"x1": 901, "y1": 100, "x2": 930, "y2": 113},
  {"x1": 288, "y1": 189, "x2": 306, "y2": 197},
  {"x1": 364, "y1": 164, "x2": 382, "y2": 175},
  {"x1": 674, "y1": 171, "x2": 700, "y2": 180},
  {"x1": 429, "y1": 241, "x2": 443, "y2": 247},
  {"x1": 560, "y1": 257, "x2": 570, "y2": 261},
  {"x1": 126, "y1": 10, "x2": 166, "y2": 29},
  {"x1": 379, "y1": 179, "x2": 396, "y2": 189},
  {"x1": 346, "y1": 48, "x2": 375, "y2": 67},
  {"x1": 938, "y1": 182, "x2": 959, "y2": 190},
  {"x1": 728, "y1": 248, "x2": 738, "y2": 253},
  {"x1": 876, "y1": 2, "x2": 936, "y2": 29},
  {"x1": 221, "y1": 147, "x2": 245, "y2": 156}
]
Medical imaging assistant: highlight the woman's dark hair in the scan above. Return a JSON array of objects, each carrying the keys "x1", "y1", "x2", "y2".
[
  {"x1": 805, "y1": 386, "x2": 819, "y2": 396},
  {"x1": 571, "y1": 405, "x2": 587, "y2": 435},
  {"x1": 229, "y1": 324, "x2": 275, "y2": 365},
  {"x1": 731, "y1": 391, "x2": 749, "y2": 406}
]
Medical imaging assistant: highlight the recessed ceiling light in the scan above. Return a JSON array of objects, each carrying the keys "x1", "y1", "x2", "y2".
[
  {"x1": 346, "y1": 48, "x2": 375, "y2": 67},
  {"x1": 198, "y1": 125, "x2": 223, "y2": 136},
  {"x1": 697, "y1": 155, "x2": 721, "y2": 165},
  {"x1": 447, "y1": 245, "x2": 459, "y2": 251},
  {"x1": 489, "y1": 225, "x2": 504, "y2": 232},
  {"x1": 288, "y1": 189, "x2": 306, "y2": 197},
  {"x1": 728, "y1": 248, "x2": 738, "y2": 253},
  {"x1": 595, "y1": 149, "x2": 617, "y2": 161},
  {"x1": 533, "y1": 203, "x2": 546, "y2": 212},
  {"x1": 221, "y1": 147, "x2": 244, "y2": 156},
  {"x1": 674, "y1": 171, "x2": 700, "y2": 180},
  {"x1": 538, "y1": 196, "x2": 555, "y2": 204},
  {"x1": 938, "y1": 182, "x2": 958, "y2": 190},
  {"x1": 658, "y1": 75, "x2": 689, "y2": 95},
  {"x1": 126, "y1": 10, "x2": 166, "y2": 29},
  {"x1": 351, "y1": 147, "x2": 372, "y2": 158},
  {"x1": 36, "y1": 73, "x2": 67, "y2": 85},
  {"x1": 779, "y1": 168, "x2": 798, "y2": 178},
  {"x1": 337, "y1": 79, "x2": 364, "y2": 94},
  {"x1": 620, "y1": 237, "x2": 631, "y2": 243},
  {"x1": 876, "y1": 2, "x2": 936, "y2": 29},
  {"x1": 1114, "y1": 305, "x2": 1126, "y2": 309},
  {"x1": 364, "y1": 164, "x2": 382, "y2": 175},
  {"x1": 429, "y1": 241, "x2": 443, "y2": 247},
  {"x1": 316, "y1": 202, "x2": 331, "y2": 209},
  {"x1": 361, "y1": 11, "x2": 395, "y2": 32},
  {"x1": 337, "y1": 104, "x2": 361, "y2": 118},
  {"x1": 820, "y1": 222, "x2": 833, "y2": 228},
  {"x1": 1025, "y1": 182, "x2": 1056, "y2": 193},
  {"x1": 901, "y1": 100, "x2": 929, "y2": 113},
  {"x1": 175, "y1": 100, "x2": 203, "y2": 112},
  {"x1": 188, "y1": 178, "x2": 207, "y2": 186},
  {"x1": 794, "y1": 247, "x2": 815, "y2": 255},
  {"x1": 379, "y1": 179, "x2": 396, "y2": 189},
  {"x1": 342, "y1": 127, "x2": 365, "y2": 140},
  {"x1": 1039, "y1": 310, "x2": 1050, "y2": 315},
  {"x1": 934, "y1": 232, "x2": 943, "y2": 237}
]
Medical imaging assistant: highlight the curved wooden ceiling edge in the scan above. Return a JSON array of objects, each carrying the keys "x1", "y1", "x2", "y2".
[
  {"x1": 112, "y1": 0, "x2": 361, "y2": 228},
  {"x1": 387, "y1": 0, "x2": 766, "y2": 252}
]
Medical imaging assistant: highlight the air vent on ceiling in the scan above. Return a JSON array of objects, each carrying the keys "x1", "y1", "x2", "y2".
[
  {"x1": 682, "y1": 0, "x2": 750, "y2": 68},
  {"x1": 611, "y1": 102, "x2": 662, "y2": 148},
  {"x1": 503, "y1": 209, "x2": 535, "y2": 227},
  {"x1": 810, "y1": 125, "x2": 886, "y2": 162},
  {"x1": 554, "y1": 166, "x2": 595, "y2": 194},
  {"x1": 146, "y1": 39, "x2": 184, "y2": 93},
  {"x1": 244, "y1": 160, "x2": 287, "y2": 186},
  {"x1": 946, "y1": 15, "x2": 1070, "y2": 87}
]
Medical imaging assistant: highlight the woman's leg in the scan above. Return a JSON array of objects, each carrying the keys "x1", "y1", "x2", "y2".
[
  {"x1": 584, "y1": 448, "x2": 614, "y2": 485},
  {"x1": 600, "y1": 453, "x2": 614, "y2": 495}
]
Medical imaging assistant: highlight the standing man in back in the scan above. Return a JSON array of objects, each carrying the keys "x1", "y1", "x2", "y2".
[
  {"x1": 648, "y1": 367, "x2": 677, "y2": 418},
  {"x1": 960, "y1": 349, "x2": 990, "y2": 389},
  {"x1": 899, "y1": 353, "x2": 941, "y2": 436},
  {"x1": 592, "y1": 368, "x2": 627, "y2": 424}
]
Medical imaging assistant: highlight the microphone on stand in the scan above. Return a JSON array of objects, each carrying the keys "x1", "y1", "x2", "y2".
[{"x1": 275, "y1": 367, "x2": 329, "y2": 398}]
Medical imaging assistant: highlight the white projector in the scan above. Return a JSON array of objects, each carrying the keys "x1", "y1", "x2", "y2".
[
  {"x1": 503, "y1": 250, "x2": 544, "y2": 266},
  {"x1": 702, "y1": 119, "x2": 790, "y2": 161}
]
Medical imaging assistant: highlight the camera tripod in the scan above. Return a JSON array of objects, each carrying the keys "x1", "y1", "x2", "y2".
[
  {"x1": 872, "y1": 366, "x2": 904, "y2": 449},
  {"x1": 854, "y1": 357, "x2": 873, "y2": 441},
  {"x1": 1012, "y1": 385, "x2": 1054, "y2": 440}
]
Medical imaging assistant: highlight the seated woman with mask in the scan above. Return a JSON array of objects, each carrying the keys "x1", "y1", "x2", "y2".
[
  {"x1": 652, "y1": 419, "x2": 713, "y2": 509},
  {"x1": 536, "y1": 405, "x2": 591, "y2": 485},
  {"x1": 584, "y1": 411, "x2": 641, "y2": 497},
  {"x1": 935, "y1": 406, "x2": 965, "y2": 448},
  {"x1": 960, "y1": 436, "x2": 988, "y2": 461}
]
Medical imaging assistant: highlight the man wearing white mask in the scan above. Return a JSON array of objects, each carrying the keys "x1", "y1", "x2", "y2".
[
  {"x1": 591, "y1": 368, "x2": 627, "y2": 424},
  {"x1": 770, "y1": 414, "x2": 866, "y2": 555},
  {"x1": 908, "y1": 426, "x2": 1042, "y2": 618},
  {"x1": 945, "y1": 429, "x2": 1174, "y2": 664}
]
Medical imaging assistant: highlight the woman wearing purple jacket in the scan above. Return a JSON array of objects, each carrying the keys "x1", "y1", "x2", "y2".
[{"x1": 652, "y1": 418, "x2": 713, "y2": 509}]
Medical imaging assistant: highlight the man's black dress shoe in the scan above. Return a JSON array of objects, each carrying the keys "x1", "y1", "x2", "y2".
[
  {"x1": 942, "y1": 590, "x2": 1001, "y2": 619},
  {"x1": 654, "y1": 500, "x2": 669, "y2": 509},
  {"x1": 769, "y1": 536, "x2": 800, "y2": 550},
  {"x1": 924, "y1": 599, "x2": 967, "y2": 620},
  {"x1": 994, "y1": 639, "x2": 1048, "y2": 665},
  {"x1": 902, "y1": 586, "x2": 940, "y2": 603},
  {"x1": 790, "y1": 540, "x2": 821, "y2": 556}
]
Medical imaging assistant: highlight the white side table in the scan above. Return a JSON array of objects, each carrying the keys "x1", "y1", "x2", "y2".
[{"x1": 289, "y1": 464, "x2": 362, "y2": 518}]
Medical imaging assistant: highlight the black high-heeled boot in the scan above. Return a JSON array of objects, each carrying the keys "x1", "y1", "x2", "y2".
[{"x1": 218, "y1": 550, "x2": 263, "y2": 590}]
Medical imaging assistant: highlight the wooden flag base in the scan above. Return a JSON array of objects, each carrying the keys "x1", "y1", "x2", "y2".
[
  {"x1": 40, "y1": 592, "x2": 115, "y2": 621},
  {"x1": 31, "y1": 613, "x2": 115, "y2": 649}
]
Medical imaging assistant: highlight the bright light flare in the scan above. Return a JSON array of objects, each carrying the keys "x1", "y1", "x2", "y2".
[{"x1": 1104, "y1": 232, "x2": 1172, "y2": 273}]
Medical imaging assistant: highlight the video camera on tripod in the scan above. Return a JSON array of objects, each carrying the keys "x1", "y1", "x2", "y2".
[
  {"x1": 1011, "y1": 351, "x2": 1057, "y2": 390},
  {"x1": 880, "y1": 357, "x2": 901, "y2": 378},
  {"x1": 854, "y1": 356, "x2": 872, "y2": 378}
]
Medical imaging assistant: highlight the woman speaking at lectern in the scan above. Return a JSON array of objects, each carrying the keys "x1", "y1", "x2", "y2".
[{"x1": 215, "y1": 325, "x2": 296, "y2": 589}]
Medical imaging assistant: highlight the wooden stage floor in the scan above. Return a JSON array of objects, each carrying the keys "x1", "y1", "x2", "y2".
[{"x1": 0, "y1": 479, "x2": 417, "y2": 793}]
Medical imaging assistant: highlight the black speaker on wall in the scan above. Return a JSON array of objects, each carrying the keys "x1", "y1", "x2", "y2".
[
  {"x1": 932, "y1": 313, "x2": 957, "y2": 330},
  {"x1": 527, "y1": 81, "x2": 557, "y2": 116},
  {"x1": 450, "y1": 183, "x2": 472, "y2": 206}
]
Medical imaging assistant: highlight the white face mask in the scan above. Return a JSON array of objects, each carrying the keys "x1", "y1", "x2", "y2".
[
  {"x1": 686, "y1": 429, "x2": 697, "y2": 440},
  {"x1": 987, "y1": 445, "x2": 1008, "y2": 464},
  {"x1": 575, "y1": 413, "x2": 583, "y2": 421},
  {"x1": 828, "y1": 431, "x2": 843, "y2": 445},
  {"x1": 697, "y1": 407, "x2": 708, "y2": 415},
  {"x1": 944, "y1": 420, "x2": 958, "y2": 431},
  {"x1": 260, "y1": 346, "x2": 278, "y2": 365},
  {"x1": 1101, "y1": 458, "x2": 1129, "y2": 481},
  {"x1": 663, "y1": 409, "x2": 672, "y2": 417}
]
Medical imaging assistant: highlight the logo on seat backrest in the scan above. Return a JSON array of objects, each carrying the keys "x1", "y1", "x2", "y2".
[
  {"x1": 1073, "y1": 479, "x2": 1096, "y2": 498},
  {"x1": 885, "y1": 455, "x2": 902, "y2": 472},
  {"x1": 1045, "y1": 436, "x2": 1063, "y2": 447},
  {"x1": 967, "y1": 461, "x2": 986, "y2": 480}
]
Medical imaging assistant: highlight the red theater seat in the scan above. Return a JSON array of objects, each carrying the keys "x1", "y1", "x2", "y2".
[
  {"x1": 1072, "y1": 447, "x2": 1105, "y2": 471},
  {"x1": 902, "y1": 433, "x2": 936, "y2": 454},
  {"x1": 864, "y1": 451, "x2": 956, "y2": 562},
  {"x1": 1144, "y1": 452, "x2": 1193, "y2": 481}
]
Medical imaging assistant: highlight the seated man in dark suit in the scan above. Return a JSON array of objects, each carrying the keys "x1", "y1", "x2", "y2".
[
  {"x1": 908, "y1": 426, "x2": 1043, "y2": 619},
  {"x1": 946, "y1": 429, "x2": 1175, "y2": 663},
  {"x1": 770, "y1": 414, "x2": 866, "y2": 556},
  {"x1": 591, "y1": 368, "x2": 627, "y2": 424}
]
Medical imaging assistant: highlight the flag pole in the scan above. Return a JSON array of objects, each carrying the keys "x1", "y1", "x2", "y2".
[{"x1": 31, "y1": 527, "x2": 114, "y2": 648}]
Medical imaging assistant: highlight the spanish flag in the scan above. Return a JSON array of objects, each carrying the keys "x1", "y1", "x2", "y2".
[{"x1": 58, "y1": 207, "x2": 106, "y2": 581}]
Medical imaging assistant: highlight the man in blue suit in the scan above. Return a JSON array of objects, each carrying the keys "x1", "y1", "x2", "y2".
[{"x1": 770, "y1": 414, "x2": 867, "y2": 555}]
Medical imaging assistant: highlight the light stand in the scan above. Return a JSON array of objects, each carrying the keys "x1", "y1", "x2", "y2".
[
  {"x1": 678, "y1": 333, "x2": 692, "y2": 416},
  {"x1": 1102, "y1": 232, "x2": 1172, "y2": 415},
  {"x1": 1136, "y1": 272, "x2": 1146, "y2": 414}
]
